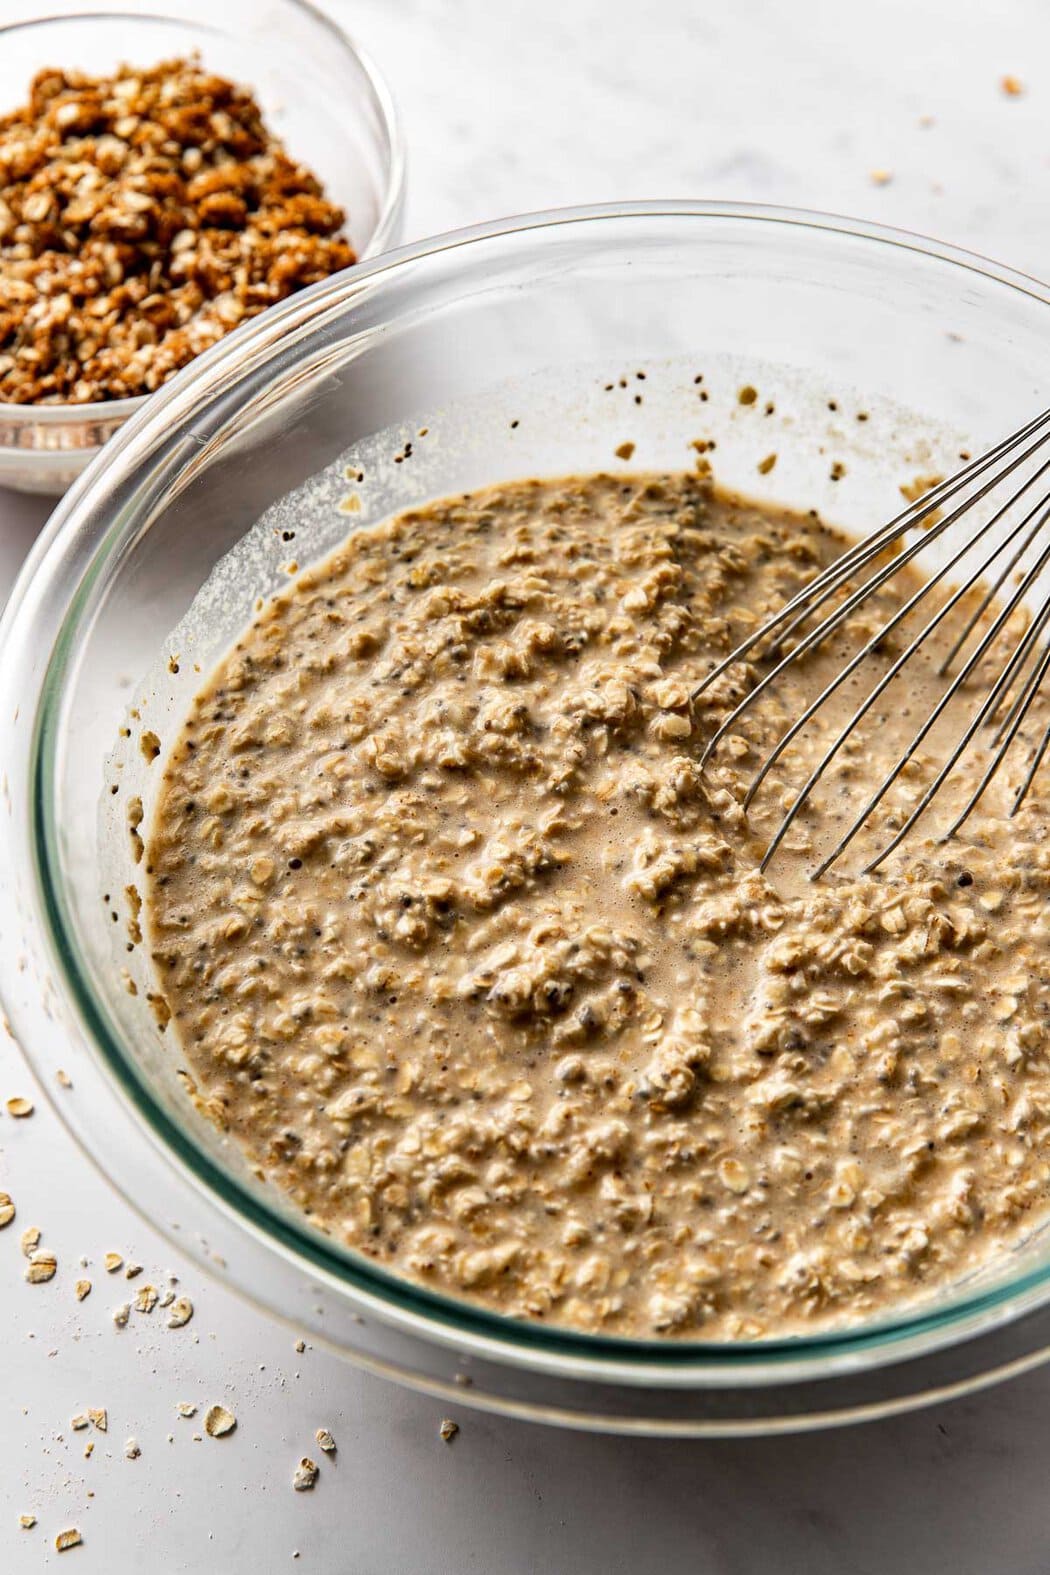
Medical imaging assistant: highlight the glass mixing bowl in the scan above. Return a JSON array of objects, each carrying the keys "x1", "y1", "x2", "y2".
[
  {"x1": 0, "y1": 0, "x2": 405, "y2": 494},
  {"x1": 4, "y1": 203, "x2": 1050, "y2": 1434}
]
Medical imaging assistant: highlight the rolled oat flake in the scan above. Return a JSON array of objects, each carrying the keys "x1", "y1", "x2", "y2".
[
  {"x1": 204, "y1": 1404, "x2": 236, "y2": 1438},
  {"x1": 292, "y1": 1457, "x2": 319, "y2": 1491},
  {"x1": 25, "y1": 1250, "x2": 57, "y2": 1284}
]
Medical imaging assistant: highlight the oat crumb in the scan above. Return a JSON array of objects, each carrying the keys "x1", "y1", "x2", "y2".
[
  {"x1": 124, "y1": 1437, "x2": 141, "y2": 1459},
  {"x1": 1001, "y1": 74, "x2": 1024, "y2": 96},
  {"x1": 439, "y1": 1418, "x2": 459, "y2": 1443},
  {"x1": 869, "y1": 168, "x2": 893, "y2": 185},
  {"x1": 0, "y1": 1192, "x2": 14, "y2": 1228},
  {"x1": 204, "y1": 1404, "x2": 236, "y2": 1437},
  {"x1": 25, "y1": 1250, "x2": 57, "y2": 1284},
  {"x1": 56, "y1": 1070, "x2": 73, "y2": 1089},
  {"x1": 614, "y1": 442, "x2": 635, "y2": 461},
  {"x1": 176, "y1": 1402, "x2": 197, "y2": 1418},
  {"x1": 112, "y1": 1303, "x2": 130, "y2": 1328},
  {"x1": 6, "y1": 1096, "x2": 34, "y2": 1117},
  {"x1": 315, "y1": 1428, "x2": 336, "y2": 1454},
  {"x1": 757, "y1": 453, "x2": 777, "y2": 475},
  {"x1": 55, "y1": 1527, "x2": 82, "y2": 1551},
  {"x1": 88, "y1": 1408, "x2": 107, "y2": 1433},
  {"x1": 124, "y1": 1262, "x2": 143, "y2": 1280},
  {"x1": 75, "y1": 1279, "x2": 91, "y2": 1302},
  {"x1": 20, "y1": 1225, "x2": 40, "y2": 1257},
  {"x1": 167, "y1": 1296, "x2": 194, "y2": 1328},
  {"x1": 19, "y1": 1514, "x2": 36, "y2": 1529},
  {"x1": 293, "y1": 1457, "x2": 319, "y2": 1491},
  {"x1": 103, "y1": 1252, "x2": 123, "y2": 1273}
]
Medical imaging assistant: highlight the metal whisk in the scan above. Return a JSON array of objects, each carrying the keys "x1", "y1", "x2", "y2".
[{"x1": 694, "y1": 408, "x2": 1050, "y2": 877}]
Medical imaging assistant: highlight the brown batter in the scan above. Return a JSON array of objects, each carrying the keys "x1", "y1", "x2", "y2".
[{"x1": 146, "y1": 473, "x2": 1050, "y2": 1338}]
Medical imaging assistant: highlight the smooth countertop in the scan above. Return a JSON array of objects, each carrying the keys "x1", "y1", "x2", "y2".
[{"x1": 2, "y1": 2, "x2": 1049, "y2": 1569}]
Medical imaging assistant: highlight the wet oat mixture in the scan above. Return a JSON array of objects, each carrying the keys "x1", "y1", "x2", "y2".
[{"x1": 147, "y1": 473, "x2": 1050, "y2": 1338}]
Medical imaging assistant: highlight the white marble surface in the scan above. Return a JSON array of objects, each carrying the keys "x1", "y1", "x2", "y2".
[{"x1": 2, "y1": 0, "x2": 1050, "y2": 1568}]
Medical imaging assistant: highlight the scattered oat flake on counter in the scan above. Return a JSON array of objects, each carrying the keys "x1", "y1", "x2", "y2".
[
  {"x1": 56, "y1": 1069, "x2": 72, "y2": 1088},
  {"x1": 204, "y1": 1404, "x2": 236, "y2": 1437},
  {"x1": 292, "y1": 1457, "x2": 319, "y2": 1491},
  {"x1": 167, "y1": 1296, "x2": 193, "y2": 1328},
  {"x1": 294, "y1": 1339, "x2": 306, "y2": 1354},
  {"x1": 88, "y1": 1408, "x2": 107, "y2": 1432},
  {"x1": 124, "y1": 1262, "x2": 143, "y2": 1280},
  {"x1": 439, "y1": 1419, "x2": 459, "y2": 1443},
  {"x1": 55, "y1": 1528, "x2": 82, "y2": 1551},
  {"x1": 71, "y1": 1414, "x2": 89, "y2": 1431},
  {"x1": 614, "y1": 441, "x2": 635, "y2": 461},
  {"x1": 20, "y1": 1225, "x2": 40, "y2": 1256},
  {"x1": 315, "y1": 1428, "x2": 336, "y2": 1454},
  {"x1": 19, "y1": 1514, "x2": 36, "y2": 1528},
  {"x1": 6, "y1": 1096, "x2": 33, "y2": 1117},
  {"x1": 75, "y1": 1279, "x2": 91, "y2": 1301},
  {"x1": 112, "y1": 1302, "x2": 130, "y2": 1328},
  {"x1": 176, "y1": 1402, "x2": 197, "y2": 1418},
  {"x1": 1001, "y1": 74, "x2": 1024, "y2": 95},
  {"x1": 103, "y1": 1253, "x2": 123, "y2": 1273},
  {"x1": 25, "y1": 1250, "x2": 57, "y2": 1283},
  {"x1": 124, "y1": 1438, "x2": 141, "y2": 1460},
  {"x1": 134, "y1": 1284, "x2": 158, "y2": 1313},
  {"x1": 869, "y1": 168, "x2": 893, "y2": 185},
  {"x1": 0, "y1": 1192, "x2": 14, "y2": 1228},
  {"x1": 83, "y1": 1441, "x2": 94, "y2": 1459}
]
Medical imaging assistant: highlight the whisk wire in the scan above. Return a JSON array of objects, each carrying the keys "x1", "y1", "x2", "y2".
[
  {"x1": 943, "y1": 619, "x2": 1050, "y2": 842},
  {"x1": 859, "y1": 554, "x2": 1050, "y2": 875},
  {"x1": 692, "y1": 406, "x2": 1050, "y2": 715},
  {"x1": 756, "y1": 499, "x2": 1050, "y2": 872},
  {"x1": 746, "y1": 482, "x2": 1050, "y2": 821},
  {"x1": 701, "y1": 408, "x2": 1050, "y2": 876}
]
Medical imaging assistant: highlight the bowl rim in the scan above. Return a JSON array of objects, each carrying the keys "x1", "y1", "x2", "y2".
[
  {"x1": 12, "y1": 198, "x2": 1050, "y2": 1387},
  {"x1": 0, "y1": 0, "x2": 406, "y2": 425}
]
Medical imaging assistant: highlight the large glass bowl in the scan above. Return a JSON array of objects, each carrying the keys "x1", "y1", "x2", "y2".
[
  {"x1": 4, "y1": 203, "x2": 1050, "y2": 1435},
  {"x1": 0, "y1": 0, "x2": 405, "y2": 494}
]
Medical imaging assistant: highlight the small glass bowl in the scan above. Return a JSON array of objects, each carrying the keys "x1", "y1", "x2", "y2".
[
  {"x1": 6, "y1": 203, "x2": 1050, "y2": 1434},
  {"x1": 0, "y1": 0, "x2": 405, "y2": 494}
]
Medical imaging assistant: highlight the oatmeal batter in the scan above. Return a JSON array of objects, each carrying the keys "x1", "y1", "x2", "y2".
[{"x1": 147, "y1": 474, "x2": 1050, "y2": 1338}]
